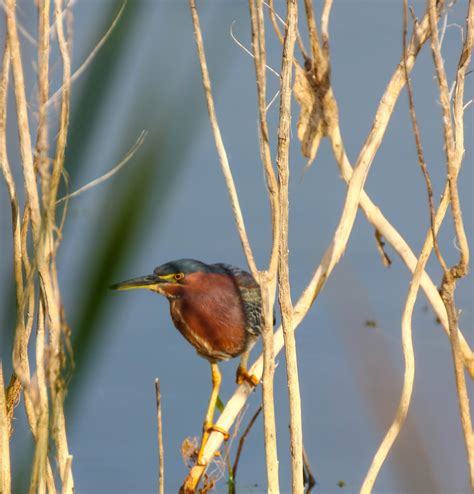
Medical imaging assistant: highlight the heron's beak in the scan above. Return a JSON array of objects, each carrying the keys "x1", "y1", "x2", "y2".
[{"x1": 110, "y1": 274, "x2": 168, "y2": 291}]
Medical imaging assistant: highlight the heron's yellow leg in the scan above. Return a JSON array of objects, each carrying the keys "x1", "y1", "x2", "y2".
[
  {"x1": 197, "y1": 363, "x2": 228, "y2": 465},
  {"x1": 236, "y1": 350, "x2": 259, "y2": 386}
]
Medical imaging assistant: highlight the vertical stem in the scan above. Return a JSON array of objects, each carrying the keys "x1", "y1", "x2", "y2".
[
  {"x1": 428, "y1": 0, "x2": 474, "y2": 487},
  {"x1": 259, "y1": 279, "x2": 280, "y2": 493},
  {"x1": 248, "y1": 1, "x2": 281, "y2": 490},
  {"x1": 5, "y1": 0, "x2": 42, "y2": 231},
  {"x1": 275, "y1": 1, "x2": 303, "y2": 492},
  {"x1": 30, "y1": 298, "x2": 49, "y2": 494},
  {"x1": 248, "y1": 0, "x2": 280, "y2": 275},
  {"x1": 155, "y1": 379, "x2": 165, "y2": 494},
  {"x1": 0, "y1": 364, "x2": 11, "y2": 494},
  {"x1": 188, "y1": 0, "x2": 258, "y2": 279},
  {"x1": 35, "y1": 0, "x2": 51, "y2": 202}
]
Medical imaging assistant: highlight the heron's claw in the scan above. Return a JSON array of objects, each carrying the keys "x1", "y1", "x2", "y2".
[{"x1": 236, "y1": 366, "x2": 259, "y2": 387}]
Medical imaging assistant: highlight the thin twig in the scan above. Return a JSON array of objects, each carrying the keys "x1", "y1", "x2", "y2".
[
  {"x1": 302, "y1": 445, "x2": 316, "y2": 491},
  {"x1": 34, "y1": 0, "x2": 51, "y2": 204},
  {"x1": 361, "y1": 2, "x2": 473, "y2": 491},
  {"x1": 264, "y1": 0, "x2": 308, "y2": 60},
  {"x1": 57, "y1": 130, "x2": 148, "y2": 204},
  {"x1": 374, "y1": 229, "x2": 392, "y2": 267},
  {"x1": 266, "y1": 0, "x2": 284, "y2": 45},
  {"x1": 248, "y1": 2, "x2": 280, "y2": 491},
  {"x1": 229, "y1": 21, "x2": 281, "y2": 112},
  {"x1": 1, "y1": 40, "x2": 24, "y2": 313},
  {"x1": 0, "y1": 0, "x2": 37, "y2": 45},
  {"x1": 5, "y1": 0, "x2": 42, "y2": 231},
  {"x1": 274, "y1": 0, "x2": 303, "y2": 492},
  {"x1": 154, "y1": 379, "x2": 164, "y2": 494},
  {"x1": 60, "y1": 456, "x2": 73, "y2": 494},
  {"x1": 402, "y1": 1, "x2": 447, "y2": 272},
  {"x1": 248, "y1": 0, "x2": 279, "y2": 276},
  {"x1": 429, "y1": 0, "x2": 474, "y2": 487},
  {"x1": 232, "y1": 405, "x2": 262, "y2": 482},
  {"x1": 321, "y1": 0, "x2": 333, "y2": 58},
  {"x1": 0, "y1": 364, "x2": 11, "y2": 494},
  {"x1": 229, "y1": 22, "x2": 280, "y2": 78},
  {"x1": 47, "y1": 3, "x2": 74, "y2": 491},
  {"x1": 29, "y1": 299, "x2": 50, "y2": 494},
  {"x1": 46, "y1": 0, "x2": 126, "y2": 109},
  {"x1": 189, "y1": 0, "x2": 258, "y2": 279},
  {"x1": 303, "y1": 0, "x2": 321, "y2": 64}
]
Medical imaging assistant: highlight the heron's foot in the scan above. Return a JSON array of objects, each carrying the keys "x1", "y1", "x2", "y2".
[
  {"x1": 197, "y1": 422, "x2": 229, "y2": 465},
  {"x1": 205, "y1": 423, "x2": 229, "y2": 440},
  {"x1": 236, "y1": 365, "x2": 259, "y2": 387}
]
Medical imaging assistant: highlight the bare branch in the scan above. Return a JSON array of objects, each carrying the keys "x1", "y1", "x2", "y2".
[
  {"x1": 321, "y1": 0, "x2": 333, "y2": 57},
  {"x1": 154, "y1": 379, "x2": 164, "y2": 494},
  {"x1": 35, "y1": 0, "x2": 51, "y2": 205},
  {"x1": 429, "y1": 0, "x2": 474, "y2": 487},
  {"x1": 229, "y1": 21, "x2": 280, "y2": 78},
  {"x1": 374, "y1": 229, "x2": 392, "y2": 267},
  {"x1": 57, "y1": 130, "x2": 148, "y2": 204},
  {"x1": 247, "y1": 1, "x2": 280, "y2": 491},
  {"x1": 302, "y1": 446, "x2": 316, "y2": 491},
  {"x1": 232, "y1": 406, "x2": 262, "y2": 482},
  {"x1": 0, "y1": 364, "x2": 11, "y2": 494},
  {"x1": 303, "y1": 0, "x2": 320, "y2": 63},
  {"x1": 274, "y1": 0, "x2": 303, "y2": 492},
  {"x1": 188, "y1": 0, "x2": 258, "y2": 278},
  {"x1": 429, "y1": 0, "x2": 469, "y2": 275},
  {"x1": 248, "y1": 0, "x2": 279, "y2": 276},
  {"x1": 60, "y1": 456, "x2": 73, "y2": 494},
  {"x1": 0, "y1": 0, "x2": 37, "y2": 45},
  {"x1": 46, "y1": 0, "x2": 126, "y2": 109},
  {"x1": 360, "y1": 13, "x2": 444, "y2": 485},
  {"x1": 264, "y1": 0, "x2": 308, "y2": 60}
]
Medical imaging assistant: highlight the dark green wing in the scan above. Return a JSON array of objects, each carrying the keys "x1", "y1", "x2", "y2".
[{"x1": 213, "y1": 263, "x2": 263, "y2": 336}]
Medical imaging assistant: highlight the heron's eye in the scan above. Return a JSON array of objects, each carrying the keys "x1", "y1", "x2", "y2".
[{"x1": 174, "y1": 272, "x2": 184, "y2": 281}]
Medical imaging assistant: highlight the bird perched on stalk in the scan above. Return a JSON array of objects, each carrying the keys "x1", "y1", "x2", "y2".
[{"x1": 110, "y1": 258, "x2": 262, "y2": 464}]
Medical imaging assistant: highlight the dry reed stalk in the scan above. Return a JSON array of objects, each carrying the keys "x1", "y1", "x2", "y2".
[
  {"x1": 3, "y1": 0, "x2": 74, "y2": 491},
  {"x1": 35, "y1": 0, "x2": 51, "y2": 200},
  {"x1": 257, "y1": 273, "x2": 279, "y2": 493},
  {"x1": 2, "y1": 4, "x2": 37, "y2": 445},
  {"x1": 361, "y1": 1, "x2": 473, "y2": 490},
  {"x1": 0, "y1": 364, "x2": 11, "y2": 494},
  {"x1": 265, "y1": 0, "x2": 307, "y2": 61},
  {"x1": 46, "y1": 2, "x2": 74, "y2": 490},
  {"x1": 188, "y1": 0, "x2": 257, "y2": 278},
  {"x1": 155, "y1": 379, "x2": 165, "y2": 494},
  {"x1": 360, "y1": 4, "x2": 459, "y2": 489},
  {"x1": 247, "y1": 0, "x2": 281, "y2": 489},
  {"x1": 46, "y1": 0, "x2": 126, "y2": 109},
  {"x1": 0, "y1": 37, "x2": 33, "y2": 445},
  {"x1": 29, "y1": 299, "x2": 50, "y2": 494},
  {"x1": 428, "y1": 0, "x2": 474, "y2": 487},
  {"x1": 232, "y1": 405, "x2": 262, "y2": 482},
  {"x1": 6, "y1": 1, "x2": 48, "y2": 430},
  {"x1": 60, "y1": 456, "x2": 73, "y2": 494},
  {"x1": 273, "y1": 0, "x2": 304, "y2": 492}
]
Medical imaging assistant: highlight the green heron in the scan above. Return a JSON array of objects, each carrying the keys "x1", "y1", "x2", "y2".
[{"x1": 111, "y1": 258, "x2": 261, "y2": 463}]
